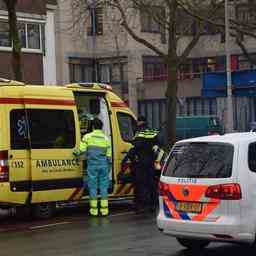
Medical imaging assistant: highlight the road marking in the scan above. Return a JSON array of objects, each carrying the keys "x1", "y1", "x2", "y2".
[
  {"x1": 0, "y1": 211, "x2": 135, "y2": 232},
  {"x1": 30, "y1": 221, "x2": 71, "y2": 230}
]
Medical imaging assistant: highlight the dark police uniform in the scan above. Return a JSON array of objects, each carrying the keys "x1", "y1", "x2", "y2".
[{"x1": 127, "y1": 129, "x2": 161, "y2": 213}]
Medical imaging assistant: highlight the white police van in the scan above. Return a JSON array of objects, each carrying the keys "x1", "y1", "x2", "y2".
[{"x1": 157, "y1": 132, "x2": 256, "y2": 249}]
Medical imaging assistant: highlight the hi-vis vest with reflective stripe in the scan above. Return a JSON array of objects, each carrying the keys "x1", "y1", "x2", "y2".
[
  {"x1": 135, "y1": 129, "x2": 158, "y2": 139},
  {"x1": 135, "y1": 129, "x2": 165, "y2": 170},
  {"x1": 79, "y1": 129, "x2": 111, "y2": 163}
]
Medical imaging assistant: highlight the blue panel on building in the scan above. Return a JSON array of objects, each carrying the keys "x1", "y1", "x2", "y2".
[{"x1": 202, "y1": 69, "x2": 256, "y2": 97}]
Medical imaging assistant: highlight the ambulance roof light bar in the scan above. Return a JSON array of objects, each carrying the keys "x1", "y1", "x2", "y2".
[
  {"x1": 66, "y1": 82, "x2": 112, "y2": 91},
  {"x1": 0, "y1": 78, "x2": 25, "y2": 86}
]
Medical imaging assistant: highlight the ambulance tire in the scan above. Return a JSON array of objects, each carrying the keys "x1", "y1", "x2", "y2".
[
  {"x1": 15, "y1": 206, "x2": 31, "y2": 220},
  {"x1": 176, "y1": 238, "x2": 210, "y2": 250},
  {"x1": 32, "y1": 203, "x2": 56, "y2": 219}
]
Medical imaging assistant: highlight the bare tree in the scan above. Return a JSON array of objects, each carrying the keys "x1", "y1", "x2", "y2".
[
  {"x1": 3, "y1": 0, "x2": 22, "y2": 81},
  {"x1": 71, "y1": 0, "x2": 224, "y2": 147},
  {"x1": 179, "y1": 0, "x2": 256, "y2": 66}
]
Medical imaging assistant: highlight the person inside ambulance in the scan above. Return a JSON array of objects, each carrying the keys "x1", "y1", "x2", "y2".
[
  {"x1": 73, "y1": 118, "x2": 112, "y2": 216},
  {"x1": 78, "y1": 108, "x2": 94, "y2": 136}
]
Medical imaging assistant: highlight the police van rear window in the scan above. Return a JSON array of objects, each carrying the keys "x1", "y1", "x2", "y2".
[{"x1": 163, "y1": 142, "x2": 234, "y2": 178}]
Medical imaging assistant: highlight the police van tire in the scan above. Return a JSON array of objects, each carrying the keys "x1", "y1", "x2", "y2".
[
  {"x1": 32, "y1": 203, "x2": 56, "y2": 219},
  {"x1": 176, "y1": 238, "x2": 210, "y2": 250}
]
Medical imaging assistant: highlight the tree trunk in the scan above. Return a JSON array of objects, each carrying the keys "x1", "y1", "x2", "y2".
[
  {"x1": 4, "y1": 0, "x2": 22, "y2": 81},
  {"x1": 165, "y1": 62, "x2": 178, "y2": 149}
]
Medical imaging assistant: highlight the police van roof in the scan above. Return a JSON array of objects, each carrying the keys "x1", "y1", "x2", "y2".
[{"x1": 177, "y1": 132, "x2": 256, "y2": 145}]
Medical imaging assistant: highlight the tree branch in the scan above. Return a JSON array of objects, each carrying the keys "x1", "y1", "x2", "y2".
[
  {"x1": 176, "y1": 0, "x2": 223, "y2": 66},
  {"x1": 234, "y1": 34, "x2": 256, "y2": 66},
  {"x1": 113, "y1": 0, "x2": 166, "y2": 58}
]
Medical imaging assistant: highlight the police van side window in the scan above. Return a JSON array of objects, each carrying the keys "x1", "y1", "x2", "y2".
[
  {"x1": 117, "y1": 112, "x2": 136, "y2": 142},
  {"x1": 248, "y1": 143, "x2": 256, "y2": 172},
  {"x1": 10, "y1": 109, "x2": 75, "y2": 149}
]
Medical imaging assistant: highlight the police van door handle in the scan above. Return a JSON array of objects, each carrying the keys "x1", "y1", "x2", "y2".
[
  {"x1": 9, "y1": 154, "x2": 13, "y2": 159},
  {"x1": 121, "y1": 151, "x2": 127, "y2": 154}
]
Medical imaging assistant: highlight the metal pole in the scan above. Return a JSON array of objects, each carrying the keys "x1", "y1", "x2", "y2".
[{"x1": 225, "y1": 0, "x2": 234, "y2": 132}]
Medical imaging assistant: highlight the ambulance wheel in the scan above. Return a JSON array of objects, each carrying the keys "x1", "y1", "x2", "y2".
[
  {"x1": 176, "y1": 238, "x2": 210, "y2": 250},
  {"x1": 32, "y1": 203, "x2": 56, "y2": 219},
  {"x1": 15, "y1": 206, "x2": 31, "y2": 219}
]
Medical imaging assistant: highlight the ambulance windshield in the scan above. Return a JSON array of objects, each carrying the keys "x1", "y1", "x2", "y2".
[{"x1": 163, "y1": 142, "x2": 234, "y2": 178}]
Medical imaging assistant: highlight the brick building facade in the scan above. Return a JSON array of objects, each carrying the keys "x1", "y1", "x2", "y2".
[{"x1": 0, "y1": 0, "x2": 57, "y2": 84}]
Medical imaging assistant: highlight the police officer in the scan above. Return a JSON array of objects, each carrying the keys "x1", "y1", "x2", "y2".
[
  {"x1": 126, "y1": 116, "x2": 163, "y2": 213},
  {"x1": 74, "y1": 118, "x2": 112, "y2": 216}
]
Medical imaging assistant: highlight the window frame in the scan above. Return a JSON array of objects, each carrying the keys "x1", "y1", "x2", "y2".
[
  {"x1": 140, "y1": 6, "x2": 164, "y2": 33},
  {"x1": 248, "y1": 142, "x2": 256, "y2": 173},
  {"x1": 0, "y1": 18, "x2": 45, "y2": 53},
  {"x1": 163, "y1": 142, "x2": 234, "y2": 178},
  {"x1": 117, "y1": 112, "x2": 137, "y2": 143},
  {"x1": 236, "y1": 3, "x2": 256, "y2": 24},
  {"x1": 10, "y1": 109, "x2": 76, "y2": 150},
  {"x1": 143, "y1": 56, "x2": 167, "y2": 81},
  {"x1": 87, "y1": 7, "x2": 103, "y2": 36}
]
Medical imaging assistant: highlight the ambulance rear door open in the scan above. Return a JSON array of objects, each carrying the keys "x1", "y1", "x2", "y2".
[
  {"x1": 111, "y1": 108, "x2": 137, "y2": 196},
  {"x1": 72, "y1": 91, "x2": 114, "y2": 194}
]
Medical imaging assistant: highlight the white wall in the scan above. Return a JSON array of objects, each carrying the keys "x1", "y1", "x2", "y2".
[{"x1": 43, "y1": 9, "x2": 57, "y2": 85}]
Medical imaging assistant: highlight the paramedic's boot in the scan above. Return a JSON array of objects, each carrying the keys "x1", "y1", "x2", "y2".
[
  {"x1": 89, "y1": 199, "x2": 98, "y2": 216},
  {"x1": 100, "y1": 199, "x2": 109, "y2": 216}
]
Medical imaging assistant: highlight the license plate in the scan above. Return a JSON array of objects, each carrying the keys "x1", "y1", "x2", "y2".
[{"x1": 176, "y1": 202, "x2": 202, "y2": 213}]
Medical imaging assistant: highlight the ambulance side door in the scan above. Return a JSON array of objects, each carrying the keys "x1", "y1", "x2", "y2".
[
  {"x1": 8, "y1": 107, "x2": 30, "y2": 204},
  {"x1": 113, "y1": 110, "x2": 136, "y2": 195},
  {"x1": 24, "y1": 103, "x2": 82, "y2": 204}
]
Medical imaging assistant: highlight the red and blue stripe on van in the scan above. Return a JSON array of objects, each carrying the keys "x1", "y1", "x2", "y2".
[{"x1": 159, "y1": 183, "x2": 221, "y2": 222}]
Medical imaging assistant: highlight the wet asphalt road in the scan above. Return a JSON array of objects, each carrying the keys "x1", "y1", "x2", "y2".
[{"x1": 0, "y1": 205, "x2": 256, "y2": 256}]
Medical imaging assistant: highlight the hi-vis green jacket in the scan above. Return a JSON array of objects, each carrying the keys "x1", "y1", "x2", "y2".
[{"x1": 79, "y1": 129, "x2": 112, "y2": 164}]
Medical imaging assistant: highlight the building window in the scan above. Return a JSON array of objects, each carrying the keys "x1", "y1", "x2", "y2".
[
  {"x1": 70, "y1": 58, "x2": 128, "y2": 84},
  {"x1": 111, "y1": 64, "x2": 121, "y2": 83},
  {"x1": 27, "y1": 23, "x2": 40, "y2": 49},
  {"x1": 179, "y1": 61, "x2": 193, "y2": 80},
  {"x1": 215, "y1": 56, "x2": 225, "y2": 71},
  {"x1": 0, "y1": 20, "x2": 44, "y2": 51},
  {"x1": 87, "y1": 8, "x2": 103, "y2": 36},
  {"x1": 192, "y1": 57, "x2": 224, "y2": 78},
  {"x1": 18, "y1": 23, "x2": 26, "y2": 48},
  {"x1": 99, "y1": 64, "x2": 110, "y2": 83},
  {"x1": 143, "y1": 56, "x2": 167, "y2": 81},
  {"x1": 237, "y1": 4, "x2": 256, "y2": 24},
  {"x1": 70, "y1": 63, "x2": 93, "y2": 83},
  {"x1": 238, "y1": 54, "x2": 256, "y2": 70},
  {"x1": 0, "y1": 21, "x2": 11, "y2": 47},
  {"x1": 140, "y1": 6, "x2": 164, "y2": 33}
]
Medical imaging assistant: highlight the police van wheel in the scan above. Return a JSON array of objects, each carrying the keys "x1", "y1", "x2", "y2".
[
  {"x1": 176, "y1": 238, "x2": 210, "y2": 250},
  {"x1": 32, "y1": 203, "x2": 56, "y2": 219}
]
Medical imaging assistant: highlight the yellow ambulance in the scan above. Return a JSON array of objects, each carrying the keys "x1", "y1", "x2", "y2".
[{"x1": 0, "y1": 79, "x2": 136, "y2": 218}]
